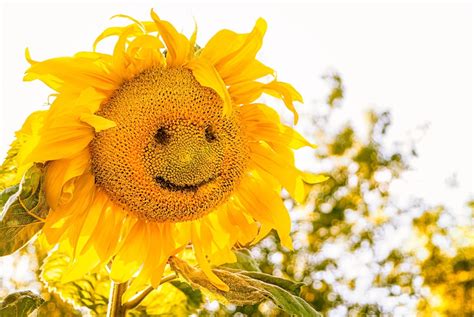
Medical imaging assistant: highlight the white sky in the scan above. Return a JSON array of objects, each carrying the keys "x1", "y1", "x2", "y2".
[{"x1": 0, "y1": 1, "x2": 472, "y2": 215}]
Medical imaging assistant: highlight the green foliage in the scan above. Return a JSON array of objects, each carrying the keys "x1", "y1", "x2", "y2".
[
  {"x1": 414, "y1": 207, "x2": 474, "y2": 316},
  {"x1": 255, "y1": 280, "x2": 321, "y2": 317},
  {"x1": 169, "y1": 281, "x2": 204, "y2": 310},
  {"x1": 329, "y1": 126, "x2": 354, "y2": 156},
  {"x1": 0, "y1": 164, "x2": 48, "y2": 256},
  {"x1": 133, "y1": 282, "x2": 204, "y2": 317},
  {"x1": 39, "y1": 249, "x2": 204, "y2": 316},
  {"x1": 0, "y1": 291, "x2": 44, "y2": 317},
  {"x1": 0, "y1": 139, "x2": 20, "y2": 190},
  {"x1": 40, "y1": 250, "x2": 110, "y2": 315},
  {"x1": 322, "y1": 72, "x2": 344, "y2": 107},
  {"x1": 0, "y1": 185, "x2": 20, "y2": 208},
  {"x1": 221, "y1": 249, "x2": 261, "y2": 272},
  {"x1": 238, "y1": 271, "x2": 304, "y2": 296},
  {"x1": 170, "y1": 254, "x2": 322, "y2": 316}
]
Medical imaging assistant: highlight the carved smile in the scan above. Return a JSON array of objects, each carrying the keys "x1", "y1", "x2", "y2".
[{"x1": 155, "y1": 174, "x2": 219, "y2": 192}]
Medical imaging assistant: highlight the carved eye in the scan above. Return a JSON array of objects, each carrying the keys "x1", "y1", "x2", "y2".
[
  {"x1": 205, "y1": 126, "x2": 217, "y2": 142},
  {"x1": 155, "y1": 127, "x2": 170, "y2": 144}
]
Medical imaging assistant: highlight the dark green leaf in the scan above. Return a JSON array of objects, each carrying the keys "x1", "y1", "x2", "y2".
[
  {"x1": 0, "y1": 291, "x2": 45, "y2": 317},
  {"x1": 0, "y1": 137, "x2": 20, "y2": 190},
  {"x1": 0, "y1": 164, "x2": 48, "y2": 256},
  {"x1": 238, "y1": 271, "x2": 304, "y2": 296},
  {"x1": 170, "y1": 256, "x2": 321, "y2": 316},
  {"x1": 0, "y1": 185, "x2": 19, "y2": 207},
  {"x1": 170, "y1": 257, "x2": 269, "y2": 306},
  {"x1": 40, "y1": 250, "x2": 109, "y2": 315},
  {"x1": 254, "y1": 280, "x2": 322, "y2": 317},
  {"x1": 170, "y1": 280, "x2": 203, "y2": 309},
  {"x1": 222, "y1": 249, "x2": 261, "y2": 272}
]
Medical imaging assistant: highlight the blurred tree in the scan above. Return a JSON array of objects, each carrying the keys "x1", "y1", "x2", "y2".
[
  {"x1": 216, "y1": 73, "x2": 473, "y2": 316},
  {"x1": 415, "y1": 205, "x2": 473, "y2": 316}
]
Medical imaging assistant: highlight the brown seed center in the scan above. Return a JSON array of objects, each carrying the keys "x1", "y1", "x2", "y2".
[{"x1": 90, "y1": 67, "x2": 248, "y2": 222}]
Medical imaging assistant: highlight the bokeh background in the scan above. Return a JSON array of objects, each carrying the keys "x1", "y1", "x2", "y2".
[{"x1": 0, "y1": 1, "x2": 472, "y2": 316}]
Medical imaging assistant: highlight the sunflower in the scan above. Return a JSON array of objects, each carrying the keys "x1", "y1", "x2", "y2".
[{"x1": 17, "y1": 10, "x2": 323, "y2": 300}]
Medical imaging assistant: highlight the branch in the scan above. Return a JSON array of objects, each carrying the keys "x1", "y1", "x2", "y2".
[
  {"x1": 122, "y1": 273, "x2": 178, "y2": 310},
  {"x1": 106, "y1": 281, "x2": 127, "y2": 317}
]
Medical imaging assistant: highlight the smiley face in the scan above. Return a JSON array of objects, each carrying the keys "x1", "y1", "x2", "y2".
[{"x1": 91, "y1": 67, "x2": 249, "y2": 222}]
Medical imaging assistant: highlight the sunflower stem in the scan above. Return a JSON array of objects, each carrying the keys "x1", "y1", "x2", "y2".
[
  {"x1": 122, "y1": 273, "x2": 178, "y2": 310},
  {"x1": 107, "y1": 281, "x2": 128, "y2": 317}
]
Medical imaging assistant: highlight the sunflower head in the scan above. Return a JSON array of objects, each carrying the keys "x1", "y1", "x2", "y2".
[
  {"x1": 18, "y1": 9, "x2": 324, "y2": 297},
  {"x1": 91, "y1": 66, "x2": 248, "y2": 222}
]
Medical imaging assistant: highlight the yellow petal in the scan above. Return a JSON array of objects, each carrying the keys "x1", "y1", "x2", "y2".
[
  {"x1": 45, "y1": 148, "x2": 90, "y2": 208},
  {"x1": 237, "y1": 176, "x2": 292, "y2": 249},
  {"x1": 302, "y1": 173, "x2": 329, "y2": 184},
  {"x1": 48, "y1": 173, "x2": 96, "y2": 258},
  {"x1": 201, "y1": 29, "x2": 245, "y2": 65},
  {"x1": 94, "y1": 26, "x2": 135, "y2": 51},
  {"x1": 282, "y1": 126, "x2": 316, "y2": 149},
  {"x1": 122, "y1": 224, "x2": 172, "y2": 302},
  {"x1": 253, "y1": 223, "x2": 273, "y2": 244},
  {"x1": 25, "y1": 87, "x2": 109, "y2": 163},
  {"x1": 187, "y1": 58, "x2": 232, "y2": 116},
  {"x1": 263, "y1": 81, "x2": 303, "y2": 124},
  {"x1": 110, "y1": 221, "x2": 149, "y2": 283},
  {"x1": 249, "y1": 142, "x2": 300, "y2": 199},
  {"x1": 215, "y1": 18, "x2": 267, "y2": 82},
  {"x1": 173, "y1": 222, "x2": 192, "y2": 251},
  {"x1": 58, "y1": 172, "x2": 96, "y2": 217},
  {"x1": 73, "y1": 191, "x2": 109, "y2": 257},
  {"x1": 112, "y1": 25, "x2": 136, "y2": 69},
  {"x1": 150, "y1": 9, "x2": 192, "y2": 66},
  {"x1": 93, "y1": 18, "x2": 158, "y2": 50},
  {"x1": 49, "y1": 87, "x2": 106, "y2": 117},
  {"x1": 26, "y1": 126, "x2": 93, "y2": 164},
  {"x1": 240, "y1": 103, "x2": 314, "y2": 149},
  {"x1": 225, "y1": 59, "x2": 274, "y2": 85},
  {"x1": 42, "y1": 207, "x2": 71, "y2": 246},
  {"x1": 110, "y1": 14, "x2": 144, "y2": 28},
  {"x1": 228, "y1": 81, "x2": 264, "y2": 105},
  {"x1": 192, "y1": 222, "x2": 229, "y2": 291},
  {"x1": 229, "y1": 80, "x2": 303, "y2": 124},
  {"x1": 189, "y1": 19, "x2": 198, "y2": 59},
  {"x1": 24, "y1": 48, "x2": 37, "y2": 64},
  {"x1": 14, "y1": 110, "x2": 47, "y2": 180},
  {"x1": 81, "y1": 201, "x2": 126, "y2": 262},
  {"x1": 201, "y1": 18, "x2": 269, "y2": 84},
  {"x1": 128, "y1": 34, "x2": 164, "y2": 57},
  {"x1": 221, "y1": 203, "x2": 258, "y2": 246},
  {"x1": 24, "y1": 55, "x2": 117, "y2": 93},
  {"x1": 61, "y1": 245, "x2": 101, "y2": 283},
  {"x1": 79, "y1": 113, "x2": 116, "y2": 132}
]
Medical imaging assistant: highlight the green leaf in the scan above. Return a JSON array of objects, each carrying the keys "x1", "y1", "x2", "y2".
[
  {"x1": 0, "y1": 165, "x2": 48, "y2": 256},
  {"x1": 0, "y1": 291, "x2": 45, "y2": 317},
  {"x1": 138, "y1": 282, "x2": 203, "y2": 316},
  {"x1": 170, "y1": 280, "x2": 203, "y2": 309},
  {"x1": 0, "y1": 185, "x2": 19, "y2": 207},
  {"x1": 238, "y1": 271, "x2": 304, "y2": 296},
  {"x1": 0, "y1": 164, "x2": 49, "y2": 256},
  {"x1": 170, "y1": 256, "x2": 322, "y2": 316},
  {"x1": 40, "y1": 250, "x2": 109, "y2": 315},
  {"x1": 253, "y1": 280, "x2": 322, "y2": 317},
  {"x1": 170, "y1": 257, "x2": 269, "y2": 306},
  {"x1": 0, "y1": 138, "x2": 21, "y2": 190},
  {"x1": 222, "y1": 249, "x2": 261, "y2": 272}
]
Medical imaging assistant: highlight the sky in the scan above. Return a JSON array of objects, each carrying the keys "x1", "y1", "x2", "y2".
[{"x1": 0, "y1": 1, "x2": 472, "y2": 214}]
